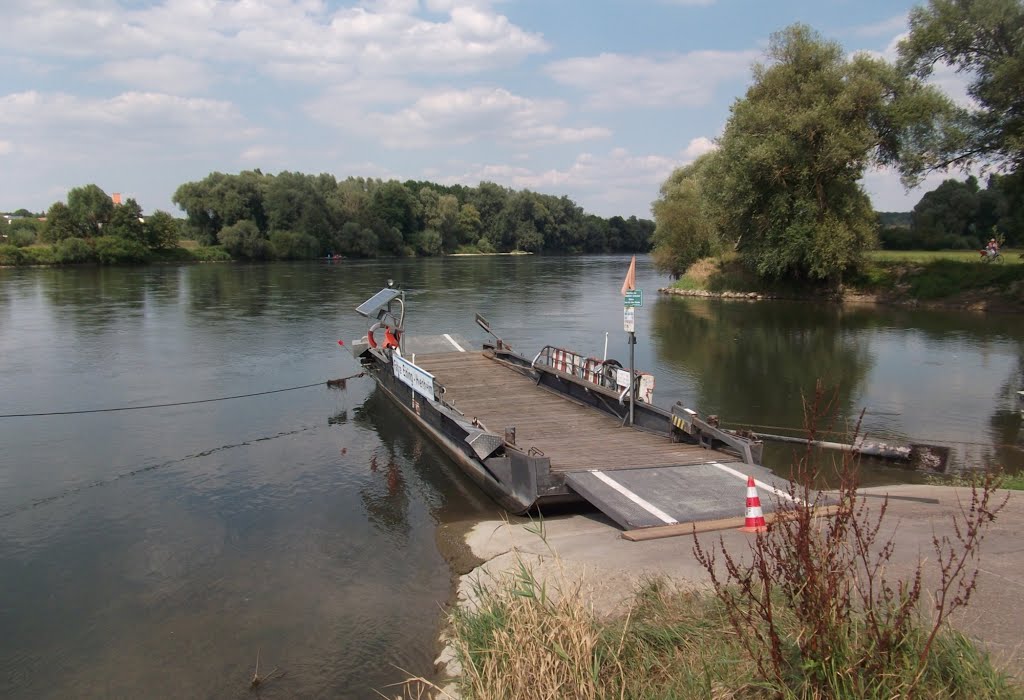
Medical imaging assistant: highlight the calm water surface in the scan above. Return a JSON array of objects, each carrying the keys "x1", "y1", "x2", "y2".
[{"x1": 0, "y1": 256, "x2": 1021, "y2": 697}]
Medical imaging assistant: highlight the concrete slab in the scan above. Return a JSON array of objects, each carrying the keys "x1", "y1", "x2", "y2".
[{"x1": 565, "y1": 461, "x2": 789, "y2": 529}]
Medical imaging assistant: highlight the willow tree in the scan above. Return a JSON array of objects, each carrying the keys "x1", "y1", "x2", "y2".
[
  {"x1": 712, "y1": 25, "x2": 953, "y2": 284},
  {"x1": 651, "y1": 153, "x2": 724, "y2": 278},
  {"x1": 899, "y1": 0, "x2": 1024, "y2": 175}
]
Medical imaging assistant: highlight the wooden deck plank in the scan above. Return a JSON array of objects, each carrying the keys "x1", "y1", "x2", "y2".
[{"x1": 416, "y1": 351, "x2": 734, "y2": 472}]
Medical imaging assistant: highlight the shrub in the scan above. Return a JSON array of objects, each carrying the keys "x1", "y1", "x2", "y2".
[
  {"x1": 92, "y1": 236, "x2": 151, "y2": 264},
  {"x1": 269, "y1": 230, "x2": 320, "y2": 260},
  {"x1": 8, "y1": 228, "x2": 37, "y2": 247},
  {"x1": 21, "y1": 246, "x2": 56, "y2": 265},
  {"x1": 219, "y1": 219, "x2": 269, "y2": 260},
  {"x1": 190, "y1": 245, "x2": 232, "y2": 262},
  {"x1": 148, "y1": 246, "x2": 195, "y2": 263},
  {"x1": 417, "y1": 229, "x2": 443, "y2": 256},
  {"x1": 0, "y1": 245, "x2": 26, "y2": 265},
  {"x1": 693, "y1": 383, "x2": 1007, "y2": 698},
  {"x1": 53, "y1": 237, "x2": 93, "y2": 264}
]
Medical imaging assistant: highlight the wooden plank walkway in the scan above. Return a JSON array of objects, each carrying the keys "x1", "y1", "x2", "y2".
[{"x1": 416, "y1": 351, "x2": 734, "y2": 473}]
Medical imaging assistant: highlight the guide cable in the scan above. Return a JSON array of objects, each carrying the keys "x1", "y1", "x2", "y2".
[{"x1": 0, "y1": 372, "x2": 366, "y2": 419}]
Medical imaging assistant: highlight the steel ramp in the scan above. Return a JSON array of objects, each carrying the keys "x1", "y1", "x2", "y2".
[{"x1": 563, "y1": 461, "x2": 794, "y2": 530}]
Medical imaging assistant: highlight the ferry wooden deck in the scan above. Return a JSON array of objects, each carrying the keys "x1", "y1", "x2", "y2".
[
  {"x1": 418, "y1": 351, "x2": 727, "y2": 472},
  {"x1": 415, "y1": 349, "x2": 793, "y2": 531}
]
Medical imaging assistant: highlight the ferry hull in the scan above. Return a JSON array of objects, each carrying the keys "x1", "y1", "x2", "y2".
[{"x1": 365, "y1": 356, "x2": 568, "y2": 514}]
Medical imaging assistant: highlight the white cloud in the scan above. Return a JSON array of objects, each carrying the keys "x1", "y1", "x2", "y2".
[
  {"x1": 99, "y1": 55, "x2": 212, "y2": 94},
  {"x1": 0, "y1": 90, "x2": 255, "y2": 178},
  {"x1": 438, "y1": 143, "x2": 711, "y2": 216},
  {"x1": 546, "y1": 50, "x2": 757, "y2": 108},
  {"x1": 0, "y1": 91, "x2": 245, "y2": 134},
  {"x1": 311, "y1": 86, "x2": 610, "y2": 148},
  {"x1": 0, "y1": 140, "x2": 13, "y2": 155},
  {"x1": 682, "y1": 136, "x2": 716, "y2": 159},
  {"x1": 440, "y1": 147, "x2": 671, "y2": 200},
  {"x1": 851, "y1": 14, "x2": 907, "y2": 38},
  {"x1": 0, "y1": 0, "x2": 547, "y2": 90},
  {"x1": 240, "y1": 145, "x2": 287, "y2": 162}
]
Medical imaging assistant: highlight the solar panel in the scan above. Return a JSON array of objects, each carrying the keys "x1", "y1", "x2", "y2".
[{"x1": 355, "y1": 288, "x2": 401, "y2": 317}]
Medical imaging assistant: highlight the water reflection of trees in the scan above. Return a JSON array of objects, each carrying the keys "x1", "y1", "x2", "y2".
[
  {"x1": 38, "y1": 267, "x2": 182, "y2": 335},
  {"x1": 651, "y1": 298, "x2": 874, "y2": 432},
  {"x1": 844, "y1": 305, "x2": 1024, "y2": 345},
  {"x1": 988, "y1": 356, "x2": 1024, "y2": 472}
]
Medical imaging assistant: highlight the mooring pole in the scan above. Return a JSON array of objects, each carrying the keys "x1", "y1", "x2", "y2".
[{"x1": 628, "y1": 330, "x2": 636, "y2": 425}]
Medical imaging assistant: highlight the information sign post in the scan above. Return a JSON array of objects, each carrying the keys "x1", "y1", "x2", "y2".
[{"x1": 622, "y1": 290, "x2": 642, "y2": 425}]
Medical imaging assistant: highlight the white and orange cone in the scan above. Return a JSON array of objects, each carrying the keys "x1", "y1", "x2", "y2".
[{"x1": 739, "y1": 475, "x2": 768, "y2": 533}]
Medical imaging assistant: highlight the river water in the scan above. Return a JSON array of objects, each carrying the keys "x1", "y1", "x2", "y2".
[{"x1": 1, "y1": 256, "x2": 1021, "y2": 698}]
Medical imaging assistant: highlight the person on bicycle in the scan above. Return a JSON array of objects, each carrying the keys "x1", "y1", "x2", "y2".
[{"x1": 987, "y1": 238, "x2": 1000, "y2": 256}]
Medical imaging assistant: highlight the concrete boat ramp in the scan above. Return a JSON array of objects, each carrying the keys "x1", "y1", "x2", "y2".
[{"x1": 412, "y1": 348, "x2": 795, "y2": 535}]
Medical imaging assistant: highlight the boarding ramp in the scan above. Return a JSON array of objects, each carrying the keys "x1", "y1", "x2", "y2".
[{"x1": 563, "y1": 461, "x2": 794, "y2": 531}]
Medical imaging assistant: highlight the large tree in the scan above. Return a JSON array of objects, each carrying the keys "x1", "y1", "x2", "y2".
[
  {"x1": 105, "y1": 198, "x2": 146, "y2": 243},
  {"x1": 651, "y1": 153, "x2": 723, "y2": 278},
  {"x1": 711, "y1": 24, "x2": 953, "y2": 282},
  {"x1": 144, "y1": 210, "x2": 181, "y2": 250},
  {"x1": 67, "y1": 184, "x2": 114, "y2": 238},
  {"x1": 172, "y1": 171, "x2": 266, "y2": 245},
  {"x1": 899, "y1": 0, "x2": 1024, "y2": 174},
  {"x1": 42, "y1": 202, "x2": 77, "y2": 242}
]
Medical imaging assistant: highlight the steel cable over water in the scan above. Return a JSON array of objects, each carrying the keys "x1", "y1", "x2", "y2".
[
  {"x1": 0, "y1": 371, "x2": 369, "y2": 518},
  {"x1": 0, "y1": 372, "x2": 366, "y2": 418}
]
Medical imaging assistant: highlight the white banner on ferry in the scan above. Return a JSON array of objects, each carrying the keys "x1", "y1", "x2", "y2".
[{"x1": 393, "y1": 354, "x2": 436, "y2": 401}]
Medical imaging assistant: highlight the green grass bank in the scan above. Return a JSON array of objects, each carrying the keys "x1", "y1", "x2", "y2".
[{"x1": 667, "y1": 250, "x2": 1024, "y2": 311}]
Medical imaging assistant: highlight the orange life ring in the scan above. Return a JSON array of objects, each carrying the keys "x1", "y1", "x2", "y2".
[{"x1": 367, "y1": 325, "x2": 401, "y2": 349}]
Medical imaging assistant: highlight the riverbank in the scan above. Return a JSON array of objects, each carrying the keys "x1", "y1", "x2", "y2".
[
  {"x1": 0, "y1": 243, "x2": 538, "y2": 267},
  {"x1": 432, "y1": 485, "x2": 1022, "y2": 697},
  {"x1": 448, "y1": 251, "x2": 533, "y2": 257},
  {"x1": 662, "y1": 252, "x2": 1024, "y2": 312}
]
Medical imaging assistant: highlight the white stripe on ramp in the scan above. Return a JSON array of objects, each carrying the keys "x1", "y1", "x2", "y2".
[
  {"x1": 589, "y1": 470, "x2": 677, "y2": 524},
  {"x1": 443, "y1": 334, "x2": 465, "y2": 352},
  {"x1": 709, "y1": 462, "x2": 799, "y2": 503}
]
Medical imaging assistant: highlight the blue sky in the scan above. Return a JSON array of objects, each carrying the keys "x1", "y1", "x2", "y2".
[{"x1": 0, "y1": 0, "x2": 970, "y2": 219}]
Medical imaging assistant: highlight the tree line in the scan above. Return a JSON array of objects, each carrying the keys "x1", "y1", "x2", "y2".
[
  {"x1": 879, "y1": 173, "x2": 1024, "y2": 250},
  {"x1": 1, "y1": 178, "x2": 653, "y2": 265},
  {"x1": 171, "y1": 172, "x2": 653, "y2": 259},
  {"x1": 651, "y1": 0, "x2": 1023, "y2": 282},
  {"x1": 1, "y1": 185, "x2": 182, "y2": 264}
]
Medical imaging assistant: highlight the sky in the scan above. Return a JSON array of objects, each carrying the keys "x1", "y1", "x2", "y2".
[{"x1": 0, "y1": 0, "x2": 972, "y2": 220}]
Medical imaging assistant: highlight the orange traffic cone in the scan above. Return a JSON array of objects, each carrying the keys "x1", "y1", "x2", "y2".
[{"x1": 739, "y1": 475, "x2": 768, "y2": 532}]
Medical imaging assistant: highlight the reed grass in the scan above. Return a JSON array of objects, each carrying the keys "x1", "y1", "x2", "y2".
[{"x1": 429, "y1": 564, "x2": 1018, "y2": 700}]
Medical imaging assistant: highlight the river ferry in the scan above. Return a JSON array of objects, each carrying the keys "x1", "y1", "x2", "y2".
[{"x1": 346, "y1": 283, "x2": 782, "y2": 531}]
